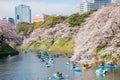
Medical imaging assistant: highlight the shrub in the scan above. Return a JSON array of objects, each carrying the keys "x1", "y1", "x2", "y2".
[
  {"x1": 17, "y1": 22, "x2": 34, "y2": 37},
  {"x1": 96, "y1": 45, "x2": 106, "y2": 53},
  {"x1": 116, "y1": 41, "x2": 120, "y2": 47},
  {"x1": 68, "y1": 9, "x2": 97, "y2": 27}
]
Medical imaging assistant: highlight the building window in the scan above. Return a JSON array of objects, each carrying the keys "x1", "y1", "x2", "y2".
[{"x1": 17, "y1": 15, "x2": 19, "y2": 20}]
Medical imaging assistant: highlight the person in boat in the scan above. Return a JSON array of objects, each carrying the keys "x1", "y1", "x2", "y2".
[
  {"x1": 100, "y1": 61, "x2": 105, "y2": 70},
  {"x1": 24, "y1": 50, "x2": 27, "y2": 54},
  {"x1": 59, "y1": 73, "x2": 63, "y2": 77},
  {"x1": 45, "y1": 62, "x2": 48, "y2": 66},
  {"x1": 110, "y1": 62, "x2": 113, "y2": 72},
  {"x1": 51, "y1": 58, "x2": 53, "y2": 60},
  {"x1": 85, "y1": 62, "x2": 89, "y2": 69},
  {"x1": 83, "y1": 64, "x2": 86, "y2": 71},
  {"x1": 73, "y1": 63, "x2": 76, "y2": 69},
  {"x1": 101, "y1": 61, "x2": 105, "y2": 66},
  {"x1": 110, "y1": 62, "x2": 113, "y2": 66},
  {"x1": 41, "y1": 58, "x2": 45, "y2": 62},
  {"x1": 55, "y1": 72, "x2": 60, "y2": 76}
]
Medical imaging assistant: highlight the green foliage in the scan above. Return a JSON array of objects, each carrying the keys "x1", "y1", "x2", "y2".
[
  {"x1": 52, "y1": 16, "x2": 65, "y2": 25},
  {"x1": 101, "y1": 53, "x2": 113, "y2": 60},
  {"x1": 33, "y1": 22, "x2": 43, "y2": 29},
  {"x1": 96, "y1": 45, "x2": 106, "y2": 53},
  {"x1": 118, "y1": 55, "x2": 120, "y2": 59},
  {"x1": 17, "y1": 22, "x2": 34, "y2": 36},
  {"x1": 17, "y1": 16, "x2": 66, "y2": 35},
  {"x1": 68, "y1": 13, "x2": 80, "y2": 26},
  {"x1": 116, "y1": 41, "x2": 120, "y2": 47},
  {"x1": 17, "y1": 22, "x2": 30, "y2": 31},
  {"x1": 0, "y1": 42, "x2": 16, "y2": 54},
  {"x1": 40, "y1": 16, "x2": 55, "y2": 28},
  {"x1": 68, "y1": 9, "x2": 97, "y2": 27}
]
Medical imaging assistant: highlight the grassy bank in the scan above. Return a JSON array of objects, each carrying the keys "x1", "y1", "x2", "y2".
[{"x1": 20, "y1": 38, "x2": 74, "y2": 55}]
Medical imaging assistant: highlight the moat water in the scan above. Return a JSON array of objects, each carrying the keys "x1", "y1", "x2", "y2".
[{"x1": 0, "y1": 52, "x2": 120, "y2": 80}]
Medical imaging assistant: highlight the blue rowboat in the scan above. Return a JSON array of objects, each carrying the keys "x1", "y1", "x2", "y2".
[
  {"x1": 66, "y1": 62, "x2": 73, "y2": 66},
  {"x1": 72, "y1": 67, "x2": 82, "y2": 72},
  {"x1": 52, "y1": 74, "x2": 64, "y2": 80},
  {"x1": 103, "y1": 65, "x2": 120, "y2": 69}
]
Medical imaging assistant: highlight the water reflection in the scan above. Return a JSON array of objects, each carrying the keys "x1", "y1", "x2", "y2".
[{"x1": 0, "y1": 53, "x2": 120, "y2": 80}]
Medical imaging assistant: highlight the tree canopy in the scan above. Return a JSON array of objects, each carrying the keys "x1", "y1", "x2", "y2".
[{"x1": 68, "y1": 9, "x2": 97, "y2": 27}]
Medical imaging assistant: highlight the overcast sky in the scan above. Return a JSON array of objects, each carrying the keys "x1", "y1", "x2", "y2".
[{"x1": 0, "y1": 0, "x2": 83, "y2": 19}]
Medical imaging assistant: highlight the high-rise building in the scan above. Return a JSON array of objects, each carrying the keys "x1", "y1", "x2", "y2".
[
  {"x1": 79, "y1": 0, "x2": 112, "y2": 14},
  {"x1": 79, "y1": 0, "x2": 95, "y2": 14},
  {"x1": 1, "y1": 17, "x2": 14, "y2": 25},
  {"x1": 15, "y1": 4, "x2": 31, "y2": 25},
  {"x1": 94, "y1": 0, "x2": 111, "y2": 9}
]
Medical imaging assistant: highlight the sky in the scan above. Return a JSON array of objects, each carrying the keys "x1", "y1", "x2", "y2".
[{"x1": 0, "y1": 0, "x2": 83, "y2": 19}]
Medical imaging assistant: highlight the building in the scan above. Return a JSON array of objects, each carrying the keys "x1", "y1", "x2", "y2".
[
  {"x1": 94, "y1": 0, "x2": 111, "y2": 9},
  {"x1": 79, "y1": 0, "x2": 95, "y2": 14},
  {"x1": 15, "y1": 4, "x2": 31, "y2": 25},
  {"x1": 79, "y1": 0, "x2": 112, "y2": 14},
  {"x1": 1, "y1": 17, "x2": 14, "y2": 25},
  {"x1": 33, "y1": 14, "x2": 48, "y2": 23}
]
